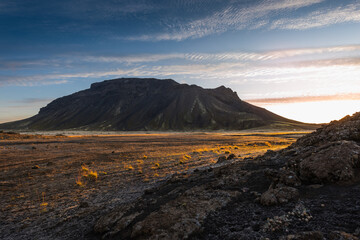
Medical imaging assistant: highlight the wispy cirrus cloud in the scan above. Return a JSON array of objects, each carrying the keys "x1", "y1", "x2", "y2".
[
  {"x1": 83, "y1": 52, "x2": 269, "y2": 64},
  {"x1": 0, "y1": 66, "x2": 148, "y2": 86},
  {"x1": 2, "y1": 0, "x2": 360, "y2": 44},
  {"x1": 2, "y1": 44, "x2": 360, "y2": 71},
  {"x1": 0, "y1": 75, "x2": 69, "y2": 87},
  {"x1": 125, "y1": 0, "x2": 360, "y2": 42},
  {"x1": 3, "y1": 55, "x2": 360, "y2": 87},
  {"x1": 1, "y1": 44, "x2": 360, "y2": 101},
  {"x1": 84, "y1": 53, "x2": 186, "y2": 64},
  {"x1": 127, "y1": 0, "x2": 326, "y2": 41},
  {"x1": 271, "y1": 2, "x2": 360, "y2": 30},
  {"x1": 84, "y1": 45, "x2": 360, "y2": 64}
]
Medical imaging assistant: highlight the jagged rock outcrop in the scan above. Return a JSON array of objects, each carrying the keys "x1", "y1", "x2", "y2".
[
  {"x1": 0, "y1": 78, "x2": 304, "y2": 131},
  {"x1": 93, "y1": 112, "x2": 360, "y2": 239},
  {"x1": 282, "y1": 112, "x2": 360, "y2": 184}
]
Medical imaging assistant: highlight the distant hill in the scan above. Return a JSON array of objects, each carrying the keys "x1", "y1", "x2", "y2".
[{"x1": 0, "y1": 78, "x2": 315, "y2": 131}]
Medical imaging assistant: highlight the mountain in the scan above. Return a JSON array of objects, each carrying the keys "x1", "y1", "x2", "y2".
[{"x1": 0, "y1": 78, "x2": 311, "y2": 131}]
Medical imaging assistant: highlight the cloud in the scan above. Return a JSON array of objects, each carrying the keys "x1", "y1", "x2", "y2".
[
  {"x1": 3, "y1": 0, "x2": 359, "y2": 42},
  {"x1": 0, "y1": 75, "x2": 68, "y2": 87},
  {"x1": 0, "y1": 67, "x2": 148, "y2": 87},
  {"x1": 3, "y1": 56, "x2": 360, "y2": 87},
  {"x1": 12, "y1": 98, "x2": 53, "y2": 105},
  {"x1": 1, "y1": 0, "x2": 156, "y2": 19},
  {"x1": 123, "y1": 1, "x2": 360, "y2": 42},
  {"x1": 265, "y1": 45, "x2": 360, "y2": 59},
  {"x1": 271, "y1": 2, "x2": 360, "y2": 30},
  {"x1": 2, "y1": 44, "x2": 360, "y2": 72},
  {"x1": 62, "y1": 0, "x2": 157, "y2": 21},
  {"x1": 0, "y1": 58, "x2": 62, "y2": 70},
  {"x1": 246, "y1": 93, "x2": 360, "y2": 104},
  {"x1": 1, "y1": 44, "x2": 360, "y2": 90},
  {"x1": 82, "y1": 52, "x2": 268, "y2": 64},
  {"x1": 0, "y1": 2, "x2": 17, "y2": 13},
  {"x1": 288, "y1": 57, "x2": 360, "y2": 68},
  {"x1": 84, "y1": 53, "x2": 186, "y2": 64},
  {"x1": 82, "y1": 45, "x2": 360, "y2": 64},
  {"x1": 127, "y1": 0, "x2": 325, "y2": 41},
  {"x1": 0, "y1": 97, "x2": 54, "y2": 123}
]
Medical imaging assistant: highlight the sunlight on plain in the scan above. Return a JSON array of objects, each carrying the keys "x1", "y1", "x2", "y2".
[{"x1": 261, "y1": 100, "x2": 360, "y2": 124}]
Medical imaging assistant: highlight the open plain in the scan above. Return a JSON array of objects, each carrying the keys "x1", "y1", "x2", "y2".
[{"x1": 0, "y1": 131, "x2": 306, "y2": 239}]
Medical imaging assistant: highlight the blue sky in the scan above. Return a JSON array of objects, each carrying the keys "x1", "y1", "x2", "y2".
[{"x1": 1, "y1": 0, "x2": 360, "y2": 123}]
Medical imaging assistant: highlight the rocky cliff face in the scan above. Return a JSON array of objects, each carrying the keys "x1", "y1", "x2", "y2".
[{"x1": 0, "y1": 78, "x2": 299, "y2": 131}]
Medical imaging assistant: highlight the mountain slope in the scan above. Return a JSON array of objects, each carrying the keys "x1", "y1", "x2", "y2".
[{"x1": 0, "y1": 78, "x2": 308, "y2": 131}]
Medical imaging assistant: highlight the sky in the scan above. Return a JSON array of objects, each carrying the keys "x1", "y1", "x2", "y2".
[{"x1": 1, "y1": 0, "x2": 360, "y2": 124}]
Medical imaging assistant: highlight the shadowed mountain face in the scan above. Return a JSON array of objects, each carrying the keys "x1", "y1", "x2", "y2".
[{"x1": 1, "y1": 78, "x2": 302, "y2": 131}]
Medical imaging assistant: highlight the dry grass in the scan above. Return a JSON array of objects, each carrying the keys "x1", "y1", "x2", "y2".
[
  {"x1": 78, "y1": 165, "x2": 98, "y2": 184},
  {"x1": 76, "y1": 177, "x2": 84, "y2": 187},
  {"x1": 86, "y1": 170, "x2": 98, "y2": 181},
  {"x1": 0, "y1": 131, "x2": 308, "y2": 237},
  {"x1": 125, "y1": 164, "x2": 134, "y2": 171}
]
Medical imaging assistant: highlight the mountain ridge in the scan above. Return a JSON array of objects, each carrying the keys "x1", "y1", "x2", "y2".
[{"x1": 0, "y1": 78, "x2": 313, "y2": 131}]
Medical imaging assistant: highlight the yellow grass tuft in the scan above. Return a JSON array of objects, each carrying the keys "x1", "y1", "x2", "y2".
[
  {"x1": 85, "y1": 170, "x2": 98, "y2": 181},
  {"x1": 193, "y1": 147, "x2": 210, "y2": 154},
  {"x1": 79, "y1": 165, "x2": 98, "y2": 182},
  {"x1": 126, "y1": 165, "x2": 134, "y2": 170},
  {"x1": 76, "y1": 177, "x2": 84, "y2": 186}
]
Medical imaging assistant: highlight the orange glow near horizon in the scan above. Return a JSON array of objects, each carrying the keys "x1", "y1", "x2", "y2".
[{"x1": 256, "y1": 100, "x2": 360, "y2": 124}]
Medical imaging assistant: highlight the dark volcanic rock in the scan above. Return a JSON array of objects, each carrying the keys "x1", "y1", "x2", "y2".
[
  {"x1": 92, "y1": 112, "x2": 360, "y2": 239},
  {"x1": 0, "y1": 78, "x2": 300, "y2": 131},
  {"x1": 264, "y1": 168, "x2": 301, "y2": 187},
  {"x1": 254, "y1": 112, "x2": 360, "y2": 184},
  {"x1": 227, "y1": 153, "x2": 236, "y2": 160},
  {"x1": 260, "y1": 186, "x2": 300, "y2": 206},
  {"x1": 298, "y1": 141, "x2": 360, "y2": 183},
  {"x1": 280, "y1": 231, "x2": 324, "y2": 240},
  {"x1": 284, "y1": 113, "x2": 360, "y2": 184},
  {"x1": 294, "y1": 112, "x2": 360, "y2": 147},
  {"x1": 328, "y1": 231, "x2": 359, "y2": 240},
  {"x1": 217, "y1": 156, "x2": 227, "y2": 163},
  {"x1": 93, "y1": 170, "x2": 241, "y2": 239}
]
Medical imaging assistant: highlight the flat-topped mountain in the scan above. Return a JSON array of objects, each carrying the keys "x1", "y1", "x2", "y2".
[{"x1": 0, "y1": 78, "x2": 309, "y2": 131}]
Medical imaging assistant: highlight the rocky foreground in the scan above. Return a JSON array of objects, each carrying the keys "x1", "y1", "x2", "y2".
[{"x1": 93, "y1": 112, "x2": 360, "y2": 239}]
